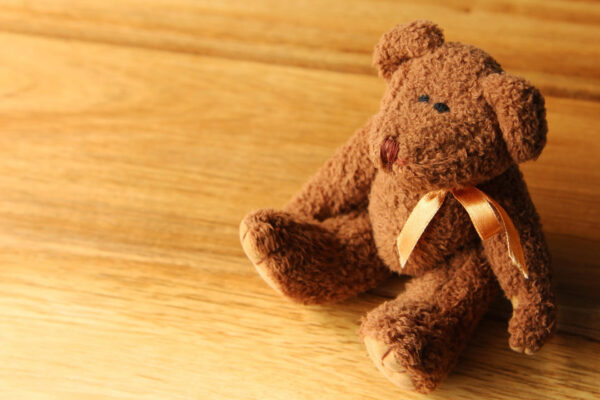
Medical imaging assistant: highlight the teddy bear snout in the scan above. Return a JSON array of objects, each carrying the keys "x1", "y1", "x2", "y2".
[{"x1": 380, "y1": 137, "x2": 408, "y2": 168}]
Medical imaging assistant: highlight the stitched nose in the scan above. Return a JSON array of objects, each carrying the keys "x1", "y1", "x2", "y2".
[{"x1": 380, "y1": 137, "x2": 399, "y2": 167}]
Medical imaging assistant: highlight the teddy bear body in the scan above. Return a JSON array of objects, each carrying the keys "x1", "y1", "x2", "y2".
[
  {"x1": 240, "y1": 21, "x2": 556, "y2": 393},
  {"x1": 367, "y1": 43, "x2": 505, "y2": 275},
  {"x1": 369, "y1": 170, "x2": 478, "y2": 276}
]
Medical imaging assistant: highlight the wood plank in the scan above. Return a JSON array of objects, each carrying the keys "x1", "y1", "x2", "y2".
[
  {"x1": 1, "y1": 249, "x2": 598, "y2": 399},
  {"x1": 0, "y1": 0, "x2": 598, "y2": 100},
  {"x1": 0, "y1": 31, "x2": 596, "y2": 240},
  {"x1": 0, "y1": 22, "x2": 597, "y2": 400}
]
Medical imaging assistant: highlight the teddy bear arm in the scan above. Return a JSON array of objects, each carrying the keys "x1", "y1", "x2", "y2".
[
  {"x1": 283, "y1": 118, "x2": 376, "y2": 221},
  {"x1": 484, "y1": 228, "x2": 556, "y2": 354},
  {"x1": 481, "y1": 167, "x2": 557, "y2": 353}
]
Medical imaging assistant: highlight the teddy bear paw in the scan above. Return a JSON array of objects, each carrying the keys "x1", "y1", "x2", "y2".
[
  {"x1": 363, "y1": 336, "x2": 415, "y2": 390},
  {"x1": 508, "y1": 300, "x2": 557, "y2": 355}
]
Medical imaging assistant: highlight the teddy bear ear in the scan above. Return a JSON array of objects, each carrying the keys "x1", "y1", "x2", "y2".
[
  {"x1": 373, "y1": 20, "x2": 444, "y2": 81},
  {"x1": 482, "y1": 73, "x2": 548, "y2": 163}
]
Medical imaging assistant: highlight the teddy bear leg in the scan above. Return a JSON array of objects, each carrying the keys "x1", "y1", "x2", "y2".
[
  {"x1": 360, "y1": 247, "x2": 498, "y2": 393},
  {"x1": 240, "y1": 208, "x2": 391, "y2": 304}
]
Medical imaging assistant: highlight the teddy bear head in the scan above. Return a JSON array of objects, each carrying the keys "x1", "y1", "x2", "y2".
[{"x1": 368, "y1": 21, "x2": 547, "y2": 192}]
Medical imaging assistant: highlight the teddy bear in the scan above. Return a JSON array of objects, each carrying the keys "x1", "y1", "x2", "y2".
[{"x1": 239, "y1": 20, "x2": 557, "y2": 393}]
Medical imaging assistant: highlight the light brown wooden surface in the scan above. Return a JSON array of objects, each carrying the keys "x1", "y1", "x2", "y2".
[{"x1": 0, "y1": 1, "x2": 598, "y2": 399}]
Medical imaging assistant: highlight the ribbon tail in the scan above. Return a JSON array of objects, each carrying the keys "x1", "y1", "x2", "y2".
[
  {"x1": 452, "y1": 186, "x2": 529, "y2": 279},
  {"x1": 484, "y1": 195, "x2": 530, "y2": 279},
  {"x1": 396, "y1": 190, "x2": 447, "y2": 268}
]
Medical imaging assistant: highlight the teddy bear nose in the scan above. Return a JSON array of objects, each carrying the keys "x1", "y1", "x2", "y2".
[
  {"x1": 380, "y1": 137, "x2": 399, "y2": 167},
  {"x1": 433, "y1": 102, "x2": 449, "y2": 113}
]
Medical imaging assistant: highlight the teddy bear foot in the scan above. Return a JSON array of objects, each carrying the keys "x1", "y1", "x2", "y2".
[
  {"x1": 360, "y1": 309, "x2": 442, "y2": 394},
  {"x1": 363, "y1": 336, "x2": 415, "y2": 390},
  {"x1": 239, "y1": 217, "x2": 285, "y2": 296},
  {"x1": 240, "y1": 208, "x2": 391, "y2": 304},
  {"x1": 360, "y1": 248, "x2": 498, "y2": 393}
]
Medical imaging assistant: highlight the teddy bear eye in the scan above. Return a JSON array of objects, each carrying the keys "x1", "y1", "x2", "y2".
[
  {"x1": 418, "y1": 95, "x2": 430, "y2": 102},
  {"x1": 433, "y1": 102, "x2": 450, "y2": 113}
]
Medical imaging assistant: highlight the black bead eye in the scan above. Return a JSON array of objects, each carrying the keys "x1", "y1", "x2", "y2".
[
  {"x1": 433, "y1": 102, "x2": 449, "y2": 113},
  {"x1": 418, "y1": 95, "x2": 430, "y2": 102}
]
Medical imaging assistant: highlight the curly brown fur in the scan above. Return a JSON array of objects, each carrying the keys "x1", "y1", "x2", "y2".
[
  {"x1": 241, "y1": 208, "x2": 391, "y2": 304},
  {"x1": 240, "y1": 20, "x2": 556, "y2": 392},
  {"x1": 360, "y1": 247, "x2": 497, "y2": 393},
  {"x1": 480, "y1": 166, "x2": 556, "y2": 353},
  {"x1": 284, "y1": 117, "x2": 376, "y2": 221}
]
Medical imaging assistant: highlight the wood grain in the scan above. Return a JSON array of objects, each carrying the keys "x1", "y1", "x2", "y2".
[
  {"x1": 0, "y1": 1, "x2": 598, "y2": 399},
  {"x1": 0, "y1": 0, "x2": 598, "y2": 101}
]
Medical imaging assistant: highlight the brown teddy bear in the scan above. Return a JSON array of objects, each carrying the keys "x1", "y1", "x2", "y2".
[{"x1": 239, "y1": 20, "x2": 557, "y2": 393}]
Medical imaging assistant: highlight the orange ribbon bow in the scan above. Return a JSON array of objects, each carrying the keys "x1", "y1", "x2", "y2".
[{"x1": 396, "y1": 186, "x2": 529, "y2": 279}]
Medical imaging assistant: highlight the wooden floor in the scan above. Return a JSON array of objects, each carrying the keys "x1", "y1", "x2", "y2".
[{"x1": 0, "y1": 1, "x2": 598, "y2": 399}]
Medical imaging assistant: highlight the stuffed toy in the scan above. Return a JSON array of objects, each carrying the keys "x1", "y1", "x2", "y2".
[{"x1": 239, "y1": 20, "x2": 557, "y2": 393}]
